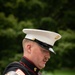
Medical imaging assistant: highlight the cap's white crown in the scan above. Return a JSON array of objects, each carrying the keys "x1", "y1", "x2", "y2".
[{"x1": 22, "y1": 29, "x2": 61, "y2": 54}]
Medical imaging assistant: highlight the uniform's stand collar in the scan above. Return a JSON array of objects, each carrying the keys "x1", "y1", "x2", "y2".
[{"x1": 20, "y1": 56, "x2": 40, "y2": 74}]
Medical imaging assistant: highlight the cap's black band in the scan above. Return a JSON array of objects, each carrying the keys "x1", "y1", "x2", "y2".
[
  {"x1": 34, "y1": 39, "x2": 53, "y2": 50},
  {"x1": 25, "y1": 38, "x2": 53, "y2": 50}
]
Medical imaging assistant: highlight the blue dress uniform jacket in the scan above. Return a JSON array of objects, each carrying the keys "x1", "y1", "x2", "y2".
[{"x1": 3, "y1": 57, "x2": 41, "y2": 75}]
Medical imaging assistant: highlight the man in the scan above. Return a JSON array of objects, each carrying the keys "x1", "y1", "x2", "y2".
[{"x1": 3, "y1": 29, "x2": 61, "y2": 75}]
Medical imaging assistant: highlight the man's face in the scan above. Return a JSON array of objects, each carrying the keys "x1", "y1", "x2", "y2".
[{"x1": 30, "y1": 42, "x2": 50, "y2": 69}]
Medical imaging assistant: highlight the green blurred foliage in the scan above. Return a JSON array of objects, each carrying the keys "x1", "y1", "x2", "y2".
[{"x1": 0, "y1": 0, "x2": 75, "y2": 74}]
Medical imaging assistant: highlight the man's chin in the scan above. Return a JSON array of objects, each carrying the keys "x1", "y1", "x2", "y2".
[{"x1": 39, "y1": 64, "x2": 46, "y2": 69}]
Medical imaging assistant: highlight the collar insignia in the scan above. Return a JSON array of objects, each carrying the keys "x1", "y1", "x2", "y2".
[{"x1": 34, "y1": 67, "x2": 37, "y2": 71}]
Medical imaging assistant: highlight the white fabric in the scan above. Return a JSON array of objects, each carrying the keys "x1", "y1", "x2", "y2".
[
  {"x1": 23, "y1": 29, "x2": 61, "y2": 46},
  {"x1": 5, "y1": 71, "x2": 18, "y2": 75}
]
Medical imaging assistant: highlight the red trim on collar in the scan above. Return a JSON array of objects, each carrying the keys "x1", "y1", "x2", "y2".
[{"x1": 20, "y1": 61, "x2": 37, "y2": 75}]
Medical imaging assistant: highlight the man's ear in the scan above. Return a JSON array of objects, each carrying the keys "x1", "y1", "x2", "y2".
[{"x1": 26, "y1": 43, "x2": 32, "y2": 53}]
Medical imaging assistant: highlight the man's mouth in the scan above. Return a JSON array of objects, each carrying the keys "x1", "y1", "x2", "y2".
[{"x1": 43, "y1": 59, "x2": 48, "y2": 64}]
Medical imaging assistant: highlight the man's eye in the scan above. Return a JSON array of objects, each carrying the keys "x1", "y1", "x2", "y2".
[{"x1": 41, "y1": 49, "x2": 48, "y2": 53}]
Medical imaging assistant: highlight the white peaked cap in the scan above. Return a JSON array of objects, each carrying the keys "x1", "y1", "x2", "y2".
[{"x1": 22, "y1": 29, "x2": 61, "y2": 54}]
